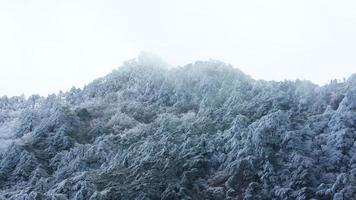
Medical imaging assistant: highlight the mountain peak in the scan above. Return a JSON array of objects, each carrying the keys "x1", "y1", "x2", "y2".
[{"x1": 0, "y1": 58, "x2": 355, "y2": 199}]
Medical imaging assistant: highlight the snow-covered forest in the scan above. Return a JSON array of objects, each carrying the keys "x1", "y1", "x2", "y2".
[{"x1": 0, "y1": 56, "x2": 355, "y2": 199}]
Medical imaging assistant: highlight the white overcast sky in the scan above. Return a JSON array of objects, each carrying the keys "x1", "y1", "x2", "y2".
[{"x1": 0, "y1": 0, "x2": 356, "y2": 97}]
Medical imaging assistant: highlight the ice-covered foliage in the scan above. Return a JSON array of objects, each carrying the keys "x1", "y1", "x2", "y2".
[{"x1": 0, "y1": 56, "x2": 355, "y2": 200}]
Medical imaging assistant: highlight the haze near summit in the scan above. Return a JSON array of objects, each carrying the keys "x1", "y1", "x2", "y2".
[{"x1": 0, "y1": 0, "x2": 355, "y2": 96}]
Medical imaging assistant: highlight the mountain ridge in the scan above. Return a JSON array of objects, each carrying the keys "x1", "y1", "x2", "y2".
[{"x1": 0, "y1": 58, "x2": 355, "y2": 199}]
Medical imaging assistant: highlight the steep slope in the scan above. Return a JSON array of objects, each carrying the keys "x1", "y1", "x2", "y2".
[{"x1": 0, "y1": 57, "x2": 355, "y2": 200}]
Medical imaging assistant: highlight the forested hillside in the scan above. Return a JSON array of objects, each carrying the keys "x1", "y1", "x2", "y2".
[{"x1": 0, "y1": 56, "x2": 355, "y2": 199}]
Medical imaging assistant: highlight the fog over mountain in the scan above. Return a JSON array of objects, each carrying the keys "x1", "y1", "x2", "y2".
[{"x1": 0, "y1": 56, "x2": 355, "y2": 200}]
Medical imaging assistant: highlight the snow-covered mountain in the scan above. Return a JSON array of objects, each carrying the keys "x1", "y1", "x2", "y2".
[{"x1": 0, "y1": 56, "x2": 355, "y2": 199}]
